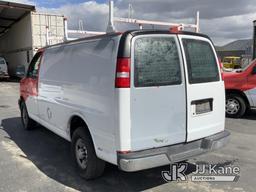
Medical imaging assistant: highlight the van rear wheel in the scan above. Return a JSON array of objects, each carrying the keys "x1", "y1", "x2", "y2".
[
  {"x1": 20, "y1": 101, "x2": 36, "y2": 130},
  {"x1": 226, "y1": 94, "x2": 246, "y2": 118},
  {"x1": 71, "y1": 127, "x2": 105, "y2": 180}
]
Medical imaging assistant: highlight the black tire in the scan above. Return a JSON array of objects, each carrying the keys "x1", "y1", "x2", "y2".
[
  {"x1": 20, "y1": 101, "x2": 36, "y2": 130},
  {"x1": 226, "y1": 94, "x2": 246, "y2": 118},
  {"x1": 71, "y1": 127, "x2": 105, "y2": 180}
]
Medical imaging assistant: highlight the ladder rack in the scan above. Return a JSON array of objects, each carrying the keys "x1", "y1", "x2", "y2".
[
  {"x1": 114, "y1": 17, "x2": 199, "y2": 32},
  {"x1": 107, "y1": 0, "x2": 200, "y2": 33},
  {"x1": 55, "y1": 0, "x2": 201, "y2": 43},
  {"x1": 68, "y1": 30, "x2": 106, "y2": 35}
]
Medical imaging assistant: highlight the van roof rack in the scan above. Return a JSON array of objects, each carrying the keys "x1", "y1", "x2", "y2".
[
  {"x1": 60, "y1": 0, "x2": 200, "y2": 42},
  {"x1": 107, "y1": 0, "x2": 200, "y2": 33}
]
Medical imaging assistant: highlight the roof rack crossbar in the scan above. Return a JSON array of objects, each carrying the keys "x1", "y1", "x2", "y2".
[
  {"x1": 114, "y1": 17, "x2": 198, "y2": 30},
  {"x1": 107, "y1": 0, "x2": 200, "y2": 33},
  {"x1": 68, "y1": 30, "x2": 106, "y2": 35}
]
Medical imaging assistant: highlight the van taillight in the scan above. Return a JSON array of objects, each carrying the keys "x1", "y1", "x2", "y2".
[{"x1": 115, "y1": 58, "x2": 131, "y2": 88}]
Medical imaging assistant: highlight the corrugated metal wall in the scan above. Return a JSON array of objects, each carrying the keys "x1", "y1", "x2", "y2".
[{"x1": 31, "y1": 12, "x2": 65, "y2": 49}]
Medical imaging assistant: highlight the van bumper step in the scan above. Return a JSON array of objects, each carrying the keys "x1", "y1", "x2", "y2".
[{"x1": 118, "y1": 130, "x2": 230, "y2": 172}]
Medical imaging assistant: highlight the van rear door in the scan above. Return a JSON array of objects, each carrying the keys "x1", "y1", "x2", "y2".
[
  {"x1": 130, "y1": 35, "x2": 186, "y2": 151},
  {"x1": 179, "y1": 35, "x2": 225, "y2": 142}
]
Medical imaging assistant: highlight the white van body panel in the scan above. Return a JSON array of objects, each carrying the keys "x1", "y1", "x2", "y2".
[
  {"x1": 178, "y1": 35, "x2": 225, "y2": 142},
  {"x1": 38, "y1": 36, "x2": 121, "y2": 164},
  {"x1": 26, "y1": 94, "x2": 40, "y2": 122},
  {"x1": 185, "y1": 82, "x2": 225, "y2": 141},
  {"x1": 129, "y1": 35, "x2": 186, "y2": 151},
  {"x1": 116, "y1": 88, "x2": 132, "y2": 151}
]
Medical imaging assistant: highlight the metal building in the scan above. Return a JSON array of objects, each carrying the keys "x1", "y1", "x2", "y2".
[{"x1": 0, "y1": 1, "x2": 65, "y2": 76}]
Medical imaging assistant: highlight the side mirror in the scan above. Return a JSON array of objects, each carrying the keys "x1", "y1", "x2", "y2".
[
  {"x1": 16, "y1": 65, "x2": 26, "y2": 79},
  {"x1": 252, "y1": 66, "x2": 256, "y2": 75}
]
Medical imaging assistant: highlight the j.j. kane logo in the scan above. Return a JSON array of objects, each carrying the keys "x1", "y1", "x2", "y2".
[{"x1": 162, "y1": 163, "x2": 240, "y2": 182}]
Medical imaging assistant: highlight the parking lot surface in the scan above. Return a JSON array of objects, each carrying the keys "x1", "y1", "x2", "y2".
[{"x1": 0, "y1": 82, "x2": 255, "y2": 192}]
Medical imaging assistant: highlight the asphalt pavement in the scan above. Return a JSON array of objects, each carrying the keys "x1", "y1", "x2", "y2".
[{"x1": 0, "y1": 82, "x2": 255, "y2": 192}]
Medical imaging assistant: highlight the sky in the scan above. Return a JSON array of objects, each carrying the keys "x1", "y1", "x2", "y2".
[{"x1": 7, "y1": 0, "x2": 256, "y2": 46}]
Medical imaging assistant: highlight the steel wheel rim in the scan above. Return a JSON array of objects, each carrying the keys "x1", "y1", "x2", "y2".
[
  {"x1": 75, "y1": 138, "x2": 88, "y2": 169},
  {"x1": 226, "y1": 98, "x2": 240, "y2": 115}
]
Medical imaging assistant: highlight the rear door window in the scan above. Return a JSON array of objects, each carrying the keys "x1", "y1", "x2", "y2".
[
  {"x1": 182, "y1": 39, "x2": 219, "y2": 84},
  {"x1": 134, "y1": 37, "x2": 182, "y2": 87}
]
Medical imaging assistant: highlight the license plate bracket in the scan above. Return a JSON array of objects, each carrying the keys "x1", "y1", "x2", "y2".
[{"x1": 191, "y1": 98, "x2": 213, "y2": 115}]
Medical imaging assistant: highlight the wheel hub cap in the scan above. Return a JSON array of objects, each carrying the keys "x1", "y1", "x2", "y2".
[
  {"x1": 226, "y1": 99, "x2": 240, "y2": 114},
  {"x1": 75, "y1": 138, "x2": 88, "y2": 169}
]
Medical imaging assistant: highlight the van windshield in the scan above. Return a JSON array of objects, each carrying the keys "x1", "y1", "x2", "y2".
[
  {"x1": 134, "y1": 37, "x2": 182, "y2": 87},
  {"x1": 182, "y1": 39, "x2": 220, "y2": 84}
]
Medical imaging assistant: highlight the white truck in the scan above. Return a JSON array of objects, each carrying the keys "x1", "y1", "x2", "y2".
[
  {"x1": 18, "y1": 30, "x2": 229, "y2": 179},
  {"x1": 0, "y1": 57, "x2": 9, "y2": 79}
]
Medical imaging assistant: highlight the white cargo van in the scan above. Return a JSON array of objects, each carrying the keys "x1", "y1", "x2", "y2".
[
  {"x1": 0, "y1": 57, "x2": 9, "y2": 79},
  {"x1": 19, "y1": 30, "x2": 229, "y2": 179}
]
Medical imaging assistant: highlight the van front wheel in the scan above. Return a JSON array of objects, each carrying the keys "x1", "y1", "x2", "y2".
[
  {"x1": 71, "y1": 127, "x2": 105, "y2": 180},
  {"x1": 20, "y1": 101, "x2": 36, "y2": 130},
  {"x1": 226, "y1": 94, "x2": 246, "y2": 118}
]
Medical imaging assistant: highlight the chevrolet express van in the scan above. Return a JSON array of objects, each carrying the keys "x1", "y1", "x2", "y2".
[
  {"x1": 224, "y1": 60, "x2": 256, "y2": 118},
  {"x1": 19, "y1": 30, "x2": 229, "y2": 179}
]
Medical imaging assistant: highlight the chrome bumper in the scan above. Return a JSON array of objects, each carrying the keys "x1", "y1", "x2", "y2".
[{"x1": 118, "y1": 130, "x2": 230, "y2": 172}]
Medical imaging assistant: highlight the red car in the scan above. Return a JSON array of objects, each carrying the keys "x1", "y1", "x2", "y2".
[{"x1": 223, "y1": 60, "x2": 256, "y2": 118}]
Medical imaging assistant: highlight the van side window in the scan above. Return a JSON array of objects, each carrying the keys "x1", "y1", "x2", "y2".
[
  {"x1": 27, "y1": 52, "x2": 42, "y2": 79},
  {"x1": 134, "y1": 37, "x2": 182, "y2": 87},
  {"x1": 182, "y1": 39, "x2": 220, "y2": 84}
]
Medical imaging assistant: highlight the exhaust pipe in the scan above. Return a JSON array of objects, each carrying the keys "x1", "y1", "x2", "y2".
[{"x1": 253, "y1": 20, "x2": 256, "y2": 60}]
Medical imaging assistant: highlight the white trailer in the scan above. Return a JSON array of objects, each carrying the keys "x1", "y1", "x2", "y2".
[{"x1": 0, "y1": 1, "x2": 65, "y2": 76}]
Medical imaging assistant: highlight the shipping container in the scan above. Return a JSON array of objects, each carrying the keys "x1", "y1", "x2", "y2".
[
  {"x1": 31, "y1": 12, "x2": 65, "y2": 49},
  {"x1": 0, "y1": 1, "x2": 65, "y2": 76}
]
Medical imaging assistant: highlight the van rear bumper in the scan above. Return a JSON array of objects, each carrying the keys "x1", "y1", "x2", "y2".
[{"x1": 118, "y1": 130, "x2": 230, "y2": 172}]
